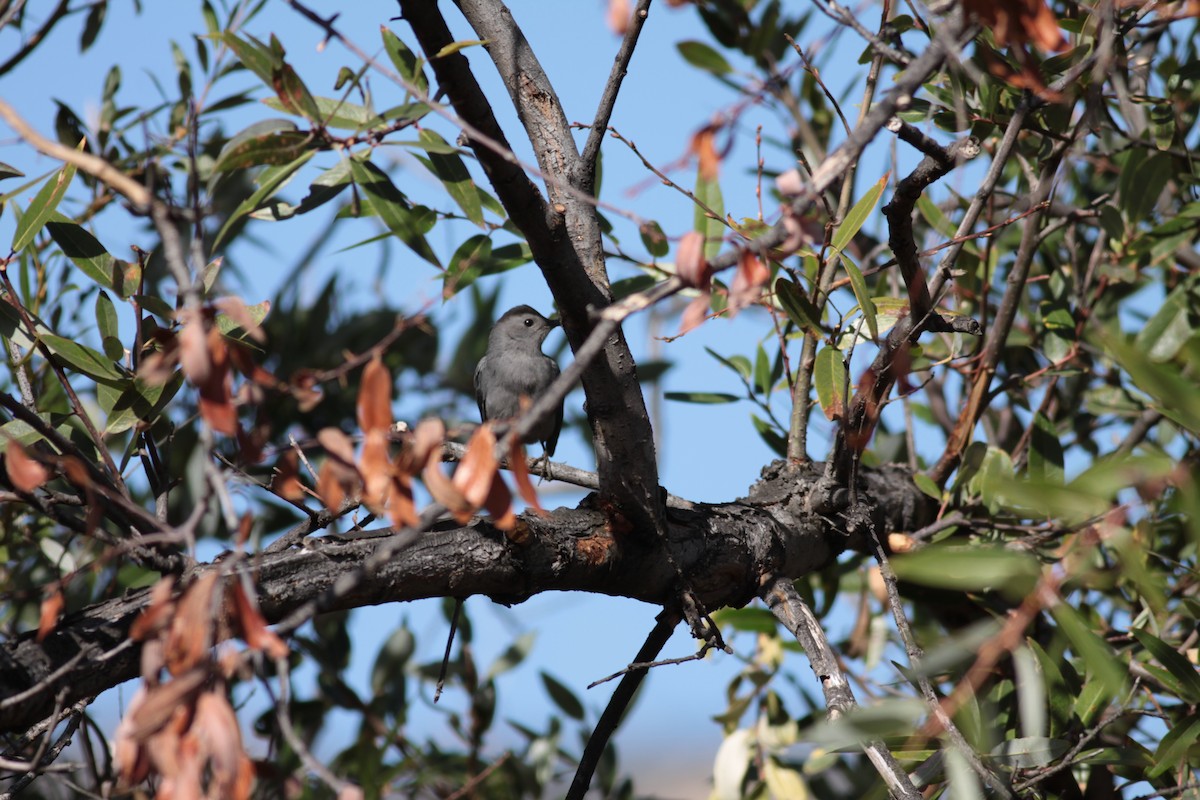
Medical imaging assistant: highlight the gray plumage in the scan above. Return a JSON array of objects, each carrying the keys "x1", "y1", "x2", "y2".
[{"x1": 474, "y1": 305, "x2": 562, "y2": 457}]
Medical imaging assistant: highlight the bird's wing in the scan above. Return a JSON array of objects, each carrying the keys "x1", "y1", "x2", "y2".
[
  {"x1": 545, "y1": 358, "x2": 563, "y2": 457},
  {"x1": 473, "y1": 356, "x2": 488, "y2": 421}
]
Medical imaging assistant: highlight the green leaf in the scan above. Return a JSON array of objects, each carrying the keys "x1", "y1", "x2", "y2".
[
  {"x1": 485, "y1": 631, "x2": 535, "y2": 681},
  {"x1": 12, "y1": 161, "x2": 77, "y2": 253},
  {"x1": 540, "y1": 672, "x2": 584, "y2": 720},
  {"x1": 705, "y1": 347, "x2": 751, "y2": 381},
  {"x1": 101, "y1": 373, "x2": 183, "y2": 435},
  {"x1": 1028, "y1": 412, "x2": 1064, "y2": 483},
  {"x1": 1135, "y1": 280, "x2": 1196, "y2": 363},
  {"x1": 754, "y1": 345, "x2": 772, "y2": 396},
  {"x1": 831, "y1": 172, "x2": 887, "y2": 253},
  {"x1": 1102, "y1": 329, "x2": 1200, "y2": 434},
  {"x1": 842, "y1": 254, "x2": 877, "y2": 341},
  {"x1": 1012, "y1": 646, "x2": 1047, "y2": 738},
  {"x1": 348, "y1": 159, "x2": 440, "y2": 267},
  {"x1": 0, "y1": 161, "x2": 25, "y2": 182},
  {"x1": 640, "y1": 221, "x2": 669, "y2": 258},
  {"x1": 892, "y1": 544, "x2": 1040, "y2": 597},
  {"x1": 219, "y1": 32, "x2": 277, "y2": 86},
  {"x1": 677, "y1": 40, "x2": 733, "y2": 75},
  {"x1": 1119, "y1": 150, "x2": 1170, "y2": 224},
  {"x1": 442, "y1": 234, "x2": 493, "y2": 298},
  {"x1": 1148, "y1": 713, "x2": 1200, "y2": 778},
  {"x1": 381, "y1": 27, "x2": 429, "y2": 95},
  {"x1": 215, "y1": 301, "x2": 271, "y2": 338},
  {"x1": 912, "y1": 473, "x2": 941, "y2": 500},
  {"x1": 95, "y1": 291, "x2": 123, "y2": 362},
  {"x1": 262, "y1": 95, "x2": 384, "y2": 130},
  {"x1": 213, "y1": 120, "x2": 311, "y2": 172},
  {"x1": 40, "y1": 333, "x2": 123, "y2": 381},
  {"x1": 1050, "y1": 603, "x2": 1127, "y2": 696},
  {"x1": 774, "y1": 276, "x2": 822, "y2": 337},
  {"x1": 1131, "y1": 629, "x2": 1200, "y2": 704},
  {"x1": 417, "y1": 130, "x2": 483, "y2": 226},
  {"x1": 434, "y1": 39, "x2": 487, "y2": 59},
  {"x1": 214, "y1": 148, "x2": 315, "y2": 249},
  {"x1": 694, "y1": 170, "x2": 725, "y2": 259},
  {"x1": 46, "y1": 218, "x2": 140, "y2": 298},
  {"x1": 990, "y1": 737, "x2": 1069, "y2": 768},
  {"x1": 665, "y1": 391, "x2": 740, "y2": 404},
  {"x1": 813, "y1": 346, "x2": 846, "y2": 419}
]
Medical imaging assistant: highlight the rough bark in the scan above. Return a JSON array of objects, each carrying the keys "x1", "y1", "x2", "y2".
[{"x1": 0, "y1": 460, "x2": 932, "y2": 734}]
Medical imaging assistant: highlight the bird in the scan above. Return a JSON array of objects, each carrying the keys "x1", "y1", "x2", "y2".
[{"x1": 473, "y1": 305, "x2": 563, "y2": 460}]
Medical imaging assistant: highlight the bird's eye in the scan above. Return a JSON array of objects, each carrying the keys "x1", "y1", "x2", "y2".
[{"x1": 523, "y1": 318, "x2": 534, "y2": 327}]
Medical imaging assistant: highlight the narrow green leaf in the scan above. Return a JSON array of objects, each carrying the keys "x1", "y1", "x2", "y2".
[
  {"x1": 1135, "y1": 280, "x2": 1196, "y2": 363},
  {"x1": 813, "y1": 346, "x2": 846, "y2": 419},
  {"x1": 1012, "y1": 646, "x2": 1047, "y2": 739},
  {"x1": 754, "y1": 345, "x2": 772, "y2": 396},
  {"x1": 912, "y1": 473, "x2": 941, "y2": 500},
  {"x1": 262, "y1": 95, "x2": 384, "y2": 130},
  {"x1": 485, "y1": 631, "x2": 536, "y2": 681},
  {"x1": 540, "y1": 672, "x2": 584, "y2": 720},
  {"x1": 348, "y1": 159, "x2": 440, "y2": 267},
  {"x1": 434, "y1": 39, "x2": 487, "y2": 59},
  {"x1": 774, "y1": 276, "x2": 822, "y2": 337},
  {"x1": 418, "y1": 129, "x2": 482, "y2": 226},
  {"x1": 1148, "y1": 714, "x2": 1200, "y2": 778},
  {"x1": 213, "y1": 120, "x2": 310, "y2": 172},
  {"x1": 214, "y1": 148, "x2": 315, "y2": 248},
  {"x1": 842, "y1": 254, "x2": 877, "y2": 341},
  {"x1": 1028, "y1": 412, "x2": 1064, "y2": 483},
  {"x1": 0, "y1": 161, "x2": 25, "y2": 182},
  {"x1": 46, "y1": 218, "x2": 139, "y2": 298},
  {"x1": 381, "y1": 27, "x2": 429, "y2": 95},
  {"x1": 1050, "y1": 603, "x2": 1127, "y2": 696},
  {"x1": 990, "y1": 737, "x2": 1069, "y2": 769},
  {"x1": 12, "y1": 161, "x2": 77, "y2": 253},
  {"x1": 219, "y1": 31, "x2": 277, "y2": 86},
  {"x1": 677, "y1": 40, "x2": 733, "y2": 75},
  {"x1": 1131, "y1": 629, "x2": 1200, "y2": 704},
  {"x1": 640, "y1": 221, "x2": 669, "y2": 258},
  {"x1": 664, "y1": 391, "x2": 740, "y2": 404},
  {"x1": 442, "y1": 234, "x2": 493, "y2": 298},
  {"x1": 891, "y1": 544, "x2": 1039, "y2": 597},
  {"x1": 705, "y1": 347, "x2": 751, "y2": 381},
  {"x1": 1119, "y1": 150, "x2": 1170, "y2": 224},
  {"x1": 831, "y1": 172, "x2": 887, "y2": 253},
  {"x1": 694, "y1": 170, "x2": 725, "y2": 259},
  {"x1": 102, "y1": 373, "x2": 183, "y2": 435},
  {"x1": 95, "y1": 291, "x2": 123, "y2": 361},
  {"x1": 40, "y1": 333, "x2": 123, "y2": 381}
]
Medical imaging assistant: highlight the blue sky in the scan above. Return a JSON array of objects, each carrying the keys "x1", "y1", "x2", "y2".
[{"x1": 0, "y1": 0, "x2": 972, "y2": 794}]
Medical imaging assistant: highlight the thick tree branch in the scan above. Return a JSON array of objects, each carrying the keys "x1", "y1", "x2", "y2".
[
  {"x1": 0, "y1": 461, "x2": 933, "y2": 734},
  {"x1": 404, "y1": 0, "x2": 666, "y2": 546}
]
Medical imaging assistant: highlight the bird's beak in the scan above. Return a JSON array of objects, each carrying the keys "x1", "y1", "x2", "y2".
[{"x1": 549, "y1": 317, "x2": 561, "y2": 329}]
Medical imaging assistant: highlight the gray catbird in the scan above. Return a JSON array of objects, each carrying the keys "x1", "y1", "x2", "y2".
[{"x1": 474, "y1": 305, "x2": 563, "y2": 458}]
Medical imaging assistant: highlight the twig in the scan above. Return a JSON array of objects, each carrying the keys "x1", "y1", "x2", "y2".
[
  {"x1": 269, "y1": 657, "x2": 359, "y2": 796},
  {"x1": 565, "y1": 609, "x2": 679, "y2": 800},
  {"x1": 434, "y1": 599, "x2": 462, "y2": 702},
  {"x1": 587, "y1": 643, "x2": 715, "y2": 689},
  {"x1": 761, "y1": 577, "x2": 922, "y2": 800},
  {"x1": 444, "y1": 752, "x2": 512, "y2": 800},
  {"x1": 580, "y1": 0, "x2": 653, "y2": 178}
]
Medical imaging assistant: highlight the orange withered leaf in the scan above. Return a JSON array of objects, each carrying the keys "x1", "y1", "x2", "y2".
[
  {"x1": 607, "y1": 0, "x2": 631, "y2": 33},
  {"x1": 4, "y1": 441, "x2": 49, "y2": 491},
  {"x1": 676, "y1": 230, "x2": 712, "y2": 290},
  {"x1": 729, "y1": 250, "x2": 770, "y2": 313},
  {"x1": 125, "y1": 668, "x2": 207, "y2": 742},
  {"x1": 962, "y1": 0, "x2": 1067, "y2": 51},
  {"x1": 690, "y1": 124, "x2": 721, "y2": 181},
  {"x1": 360, "y1": 429, "x2": 391, "y2": 512},
  {"x1": 509, "y1": 439, "x2": 546, "y2": 515},
  {"x1": 228, "y1": 582, "x2": 289, "y2": 661},
  {"x1": 178, "y1": 308, "x2": 211, "y2": 385},
  {"x1": 423, "y1": 458, "x2": 472, "y2": 522},
  {"x1": 36, "y1": 586, "x2": 64, "y2": 642},
  {"x1": 484, "y1": 470, "x2": 517, "y2": 531},
  {"x1": 454, "y1": 424, "x2": 500, "y2": 509},
  {"x1": 357, "y1": 355, "x2": 393, "y2": 434},
  {"x1": 165, "y1": 572, "x2": 219, "y2": 677},
  {"x1": 271, "y1": 450, "x2": 307, "y2": 502},
  {"x1": 679, "y1": 294, "x2": 711, "y2": 335},
  {"x1": 192, "y1": 691, "x2": 255, "y2": 800},
  {"x1": 388, "y1": 472, "x2": 419, "y2": 528},
  {"x1": 131, "y1": 576, "x2": 177, "y2": 641},
  {"x1": 317, "y1": 427, "x2": 362, "y2": 510}
]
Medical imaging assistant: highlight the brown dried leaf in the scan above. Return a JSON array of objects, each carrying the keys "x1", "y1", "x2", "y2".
[
  {"x1": 317, "y1": 458, "x2": 360, "y2": 512},
  {"x1": 178, "y1": 308, "x2": 211, "y2": 385},
  {"x1": 678, "y1": 294, "x2": 711, "y2": 336},
  {"x1": 423, "y1": 458, "x2": 472, "y2": 522},
  {"x1": 509, "y1": 439, "x2": 546, "y2": 515},
  {"x1": 192, "y1": 690, "x2": 255, "y2": 800},
  {"x1": 388, "y1": 472, "x2": 419, "y2": 528},
  {"x1": 36, "y1": 586, "x2": 64, "y2": 642},
  {"x1": 360, "y1": 429, "x2": 391, "y2": 512},
  {"x1": 4, "y1": 441, "x2": 49, "y2": 491},
  {"x1": 963, "y1": 0, "x2": 1066, "y2": 51},
  {"x1": 113, "y1": 687, "x2": 152, "y2": 785},
  {"x1": 454, "y1": 424, "x2": 500, "y2": 509},
  {"x1": 228, "y1": 341, "x2": 281, "y2": 389},
  {"x1": 270, "y1": 450, "x2": 307, "y2": 502},
  {"x1": 484, "y1": 470, "x2": 517, "y2": 531},
  {"x1": 59, "y1": 456, "x2": 90, "y2": 487},
  {"x1": 357, "y1": 355, "x2": 393, "y2": 434},
  {"x1": 226, "y1": 578, "x2": 288, "y2": 662},
  {"x1": 318, "y1": 427, "x2": 356, "y2": 465},
  {"x1": 411, "y1": 417, "x2": 446, "y2": 469},
  {"x1": 607, "y1": 0, "x2": 631, "y2": 33},
  {"x1": 131, "y1": 576, "x2": 177, "y2": 641},
  {"x1": 690, "y1": 124, "x2": 720, "y2": 181},
  {"x1": 675, "y1": 230, "x2": 711, "y2": 290},
  {"x1": 165, "y1": 572, "x2": 219, "y2": 677},
  {"x1": 728, "y1": 250, "x2": 770, "y2": 314},
  {"x1": 775, "y1": 169, "x2": 804, "y2": 197},
  {"x1": 126, "y1": 667, "x2": 207, "y2": 741},
  {"x1": 289, "y1": 369, "x2": 323, "y2": 412}
]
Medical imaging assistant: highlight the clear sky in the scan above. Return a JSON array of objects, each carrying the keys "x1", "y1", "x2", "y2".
[{"x1": 0, "y1": 0, "x2": 954, "y2": 795}]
